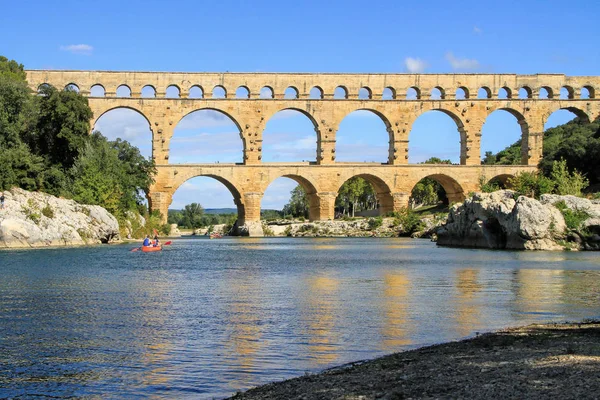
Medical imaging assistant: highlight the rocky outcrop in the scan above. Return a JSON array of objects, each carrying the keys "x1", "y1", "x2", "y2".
[
  {"x1": 0, "y1": 188, "x2": 120, "y2": 248},
  {"x1": 437, "y1": 190, "x2": 600, "y2": 250}
]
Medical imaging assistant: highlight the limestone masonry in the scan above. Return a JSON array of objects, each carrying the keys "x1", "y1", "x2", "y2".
[{"x1": 26, "y1": 70, "x2": 600, "y2": 230}]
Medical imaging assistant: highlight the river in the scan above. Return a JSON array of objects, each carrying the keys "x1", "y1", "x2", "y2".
[{"x1": 0, "y1": 238, "x2": 598, "y2": 398}]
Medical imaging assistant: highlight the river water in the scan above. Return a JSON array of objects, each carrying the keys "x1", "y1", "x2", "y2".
[{"x1": 0, "y1": 238, "x2": 599, "y2": 398}]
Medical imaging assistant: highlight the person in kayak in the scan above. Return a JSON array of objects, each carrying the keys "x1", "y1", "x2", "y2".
[
  {"x1": 153, "y1": 235, "x2": 160, "y2": 247},
  {"x1": 143, "y1": 235, "x2": 151, "y2": 247}
]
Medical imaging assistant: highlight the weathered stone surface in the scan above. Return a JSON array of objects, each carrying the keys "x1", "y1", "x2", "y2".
[
  {"x1": 540, "y1": 194, "x2": 600, "y2": 218},
  {"x1": 437, "y1": 190, "x2": 567, "y2": 250},
  {"x1": 0, "y1": 188, "x2": 119, "y2": 249},
  {"x1": 28, "y1": 70, "x2": 600, "y2": 227}
]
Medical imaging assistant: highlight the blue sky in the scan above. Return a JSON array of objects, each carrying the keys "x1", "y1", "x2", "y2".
[{"x1": 1, "y1": 0, "x2": 597, "y2": 210}]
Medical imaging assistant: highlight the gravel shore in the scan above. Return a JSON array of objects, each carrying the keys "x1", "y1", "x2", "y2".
[{"x1": 229, "y1": 321, "x2": 600, "y2": 400}]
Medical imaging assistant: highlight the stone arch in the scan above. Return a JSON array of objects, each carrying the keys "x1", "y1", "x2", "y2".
[
  {"x1": 166, "y1": 85, "x2": 181, "y2": 98},
  {"x1": 284, "y1": 86, "x2": 299, "y2": 99},
  {"x1": 91, "y1": 106, "x2": 153, "y2": 159},
  {"x1": 171, "y1": 108, "x2": 244, "y2": 163},
  {"x1": 412, "y1": 173, "x2": 465, "y2": 204},
  {"x1": 456, "y1": 87, "x2": 469, "y2": 99},
  {"x1": 538, "y1": 86, "x2": 553, "y2": 99},
  {"x1": 382, "y1": 87, "x2": 396, "y2": 100},
  {"x1": 407, "y1": 86, "x2": 421, "y2": 99},
  {"x1": 260, "y1": 86, "x2": 274, "y2": 99},
  {"x1": 581, "y1": 85, "x2": 595, "y2": 99},
  {"x1": 334, "y1": 86, "x2": 348, "y2": 99},
  {"x1": 498, "y1": 87, "x2": 512, "y2": 99},
  {"x1": 478, "y1": 87, "x2": 492, "y2": 99},
  {"x1": 408, "y1": 108, "x2": 466, "y2": 164},
  {"x1": 212, "y1": 85, "x2": 227, "y2": 98},
  {"x1": 170, "y1": 173, "x2": 246, "y2": 223},
  {"x1": 262, "y1": 173, "x2": 321, "y2": 220},
  {"x1": 335, "y1": 173, "x2": 394, "y2": 216},
  {"x1": 560, "y1": 85, "x2": 575, "y2": 99},
  {"x1": 235, "y1": 86, "x2": 250, "y2": 99},
  {"x1": 431, "y1": 86, "x2": 445, "y2": 100},
  {"x1": 310, "y1": 86, "x2": 324, "y2": 99},
  {"x1": 116, "y1": 84, "x2": 132, "y2": 97},
  {"x1": 486, "y1": 174, "x2": 514, "y2": 189},
  {"x1": 335, "y1": 108, "x2": 394, "y2": 163},
  {"x1": 141, "y1": 85, "x2": 156, "y2": 98},
  {"x1": 547, "y1": 105, "x2": 591, "y2": 124},
  {"x1": 91, "y1": 105, "x2": 152, "y2": 131},
  {"x1": 188, "y1": 85, "x2": 204, "y2": 99},
  {"x1": 37, "y1": 83, "x2": 52, "y2": 93},
  {"x1": 483, "y1": 107, "x2": 529, "y2": 165},
  {"x1": 90, "y1": 84, "x2": 105, "y2": 97},
  {"x1": 65, "y1": 83, "x2": 80, "y2": 92},
  {"x1": 359, "y1": 87, "x2": 372, "y2": 100},
  {"x1": 519, "y1": 86, "x2": 533, "y2": 99},
  {"x1": 261, "y1": 107, "x2": 320, "y2": 162}
]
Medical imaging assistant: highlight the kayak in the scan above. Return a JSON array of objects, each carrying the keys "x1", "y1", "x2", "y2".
[{"x1": 142, "y1": 245, "x2": 162, "y2": 252}]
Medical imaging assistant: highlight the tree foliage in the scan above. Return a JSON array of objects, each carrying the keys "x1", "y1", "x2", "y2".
[{"x1": 282, "y1": 185, "x2": 309, "y2": 218}]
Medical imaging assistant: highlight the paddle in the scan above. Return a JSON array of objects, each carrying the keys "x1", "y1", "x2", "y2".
[{"x1": 131, "y1": 240, "x2": 172, "y2": 252}]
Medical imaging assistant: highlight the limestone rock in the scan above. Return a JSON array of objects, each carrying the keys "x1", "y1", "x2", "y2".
[
  {"x1": 0, "y1": 188, "x2": 120, "y2": 249},
  {"x1": 437, "y1": 190, "x2": 567, "y2": 250}
]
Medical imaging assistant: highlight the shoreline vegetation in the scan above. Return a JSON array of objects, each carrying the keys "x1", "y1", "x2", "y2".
[{"x1": 229, "y1": 320, "x2": 600, "y2": 400}]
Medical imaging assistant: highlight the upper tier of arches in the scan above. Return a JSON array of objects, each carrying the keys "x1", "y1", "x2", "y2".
[{"x1": 28, "y1": 71, "x2": 599, "y2": 101}]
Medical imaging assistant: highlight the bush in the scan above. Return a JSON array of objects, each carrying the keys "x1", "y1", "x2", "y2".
[
  {"x1": 507, "y1": 172, "x2": 554, "y2": 199},
  {"x1": 554, "y1": 201, "x2": 590, "y2": 230},
  {"x1": 284, "y1": 225, "x2": 293, "y2": 236},
  {"x1": 41, "y1": 203, "x2": 54, "y2": 219},
  {"x1": 551, "y1": 159, "x2": 589, "y2": 196},
  {"x1": 368, "y1": 216, "x2": 383, "y2": 229},
  {"x1": 392, "y1": 208, "x2": 423, "y2": 236},
  {"x1": 479, "y1": 175, "x2": 501, "y2": 193}
]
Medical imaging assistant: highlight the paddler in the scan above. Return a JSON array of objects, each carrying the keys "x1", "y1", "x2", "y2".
[
  {"x1": 143, "y1": 235, "x2": 151, "y2": 247},
  {"x1": 153, "y1": 235, "x2": 160, "y2": 247}
]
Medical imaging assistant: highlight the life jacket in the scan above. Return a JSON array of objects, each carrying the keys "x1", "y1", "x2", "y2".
[{"x1": 143, "y1": 238, "x2": 151, "y2": 246}]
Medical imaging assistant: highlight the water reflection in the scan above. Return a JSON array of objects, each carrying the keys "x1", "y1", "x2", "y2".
[
  {"x1": 514, "y1": 269, "x2": 564, "y2": 316},
  {"x1": 381, "y1": 272, "x2": 412, "y2": 349},
  {"x1": 304, "y1": 274, "x2": 340, "y2": 366},
  {"x1": 454, "y1": 269, "x2": 482, "y2": 337}
]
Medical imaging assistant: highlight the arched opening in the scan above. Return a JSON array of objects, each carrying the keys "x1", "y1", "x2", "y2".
[
  {"x1": 309, "y1": 86, "x2": 324, "y2": 99},
  {"x1": 481, "y1": 174, "x2": 514, "y2": 191},
  {"x1": 212, "y1": 85, "x2": 227, "y2": 99},
  {"x1": 169, "y1": 176, "x2": 242, "y2": 235},
  {"x1": 382, "y1": 87, "x2": 396, "y2": 100},
  {"x1": 90, "y1": 84, "x2": 105, "y2": 97},
  {"x1": 284, "y1": 86, "x2": 299, "y2": 99},
  {"x1": 166, "y1": 85, "x2": 180, "y2": 98},
  {"x1": 235, "y1": 86, "x2": 250, "y2": 99},
  {"x1": 518, "y1": 86, "x2": 532, "y2": 99},
  {"x1": 263, "y1": 175, "x2": 318, "y2": 222},
  {"x1": 260, "y1": 86, "x2": 274, "y2": 99},
  {"x1": 65, "y1": 83, "x2": 79, "y2": 93},
  {"x1": 189, "y1": 85, "x2": 203, "y2": 99},
  {"x1": 335, "y1": 110, "x2": 391, "y2": 163},
  {"x1": 560, "y1": 86, "x2": 574, "y2": 99},
  {"x1": 545, "y1": 108, "x2": 588, "y2": 130},
  {"x1": 455, "y1": 87, "x2": 469, "y2": 100},
  {"x1": 93, "y1": 107, "x2": 153, "y2": 159},
  {"x1": 335, "y1": 174, "x2": 392, "y2": 217},
  {"x1": 407, "y1": 87, "x2": 421, "y2": 100},
  {"x1": 408, "y1": 110, "x2": 463, "y2": 164},
  {"x1": 581, "y1": 86, "x2": 595, "y2": 99},
  {"x1": 334, "y1": 86, "x2": 348, "y2": 99},
  {"x1": 170, "y1": 109, "x2": 243, "y2": 163},
  {"x1": 498, "y1": 87, "x2": 511, "y2": 99},
  {"x1": 481, "y1": 109, "x2": 525, "y2": 165},
  {"x1": 430, "y1": 87, "x2": 444, "y2": 100},
  {"x1": 141, "y1": 85, "x2": 156, "y2": 98},
  {"x1": 116, "y1": 85, "x2": 132, "y2": 98},
  {"x1": 358, "y1": 87, "x2": 372, "y2": 100},
  {"x1": 411, "y1": 174, "x2": 464, "y2": 207},
  {"x1": 262, "y1": 109, "x2": 318, "y2": 162},
  {"x1": 477, "y1": 87, "x2": 491, "y2": 99},
  {"x1": 539, "y1": 87, "x2": 553, "y2": 99}
]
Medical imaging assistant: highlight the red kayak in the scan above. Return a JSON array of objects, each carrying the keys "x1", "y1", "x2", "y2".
[{"x1": 141, "y1": 245, "x2": 162, "y2": 252}]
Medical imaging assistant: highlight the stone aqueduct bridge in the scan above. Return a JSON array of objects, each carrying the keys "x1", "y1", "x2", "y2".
[{"x1": 26, "y1": 70, "x2": 600, "y2": 232}]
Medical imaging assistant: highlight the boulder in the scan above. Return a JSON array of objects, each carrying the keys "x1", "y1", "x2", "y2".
[
  {"x1": 0, "y1": 188, "x2": 120, "y2": 249},
  {"x1": 437, "y1": 190, "x2": 567, "y2": 250}
]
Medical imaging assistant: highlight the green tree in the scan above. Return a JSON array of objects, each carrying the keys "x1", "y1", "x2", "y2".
[
  {"x1": 182, "y1": 203, "x2": 205, "y2": 229},
  {"x1": 282, "y1": 185, "x2": 309, "y2": 218},
  {"x1": 507, "y1": 171, "x2": 554, "y2": 199},
  {"x1": 550, "y1": 159, "x2": 589, "y2": 196}
]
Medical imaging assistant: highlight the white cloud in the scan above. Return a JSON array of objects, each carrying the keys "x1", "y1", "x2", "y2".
[
  {"x1": 473, "y1": 26, "x2": 482, "y2": 35},
  {"x1": 445, "y1": 52, "x2": 480, "y2": 70},
  {"x1": 404, "y1": 57, "x2": 427, "y2": 73},
  {"x1": 60, "y1": 44, "x2": 93, "y2": 55}
]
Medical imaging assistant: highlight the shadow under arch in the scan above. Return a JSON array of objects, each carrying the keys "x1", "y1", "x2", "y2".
[
  {"x1": 486, "y1": 174, "x2": 514, "y2": 189},
  {"x1": 335, "y1": 173, "x2": 394, "y2": 216},
  {"x1": 170, "y1": 173, "x2": 247, "y2": 223},
  {"x1": 171, "y1": 108, "x2": 245, "y2": 163},
  {"x1": 336, "y1": 108, "x2": 394, "y2": 164},
  {"x1": 413, "y1": 173, "x2": 465, "y2": 204},
  {"x1": 262, "y1": 107, "x2": 320, "y2": 162},
  {"x1": 263, "y1": 173, "x2": 320, "y2": 220}
]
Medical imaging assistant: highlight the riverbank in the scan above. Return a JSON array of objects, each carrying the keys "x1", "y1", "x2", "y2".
[{"x1": 229, "y1": 321, "x2": 600, "y2": 399}]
